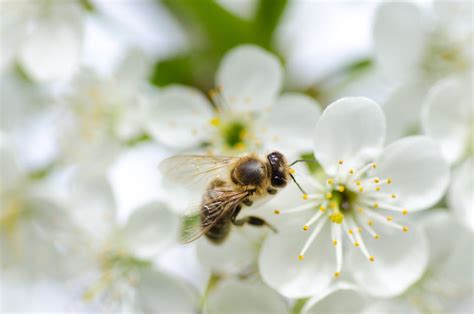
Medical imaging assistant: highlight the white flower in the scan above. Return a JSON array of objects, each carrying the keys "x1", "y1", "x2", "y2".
[
  {"x1": 0, "y1": 138, "x2": 81, "y2": 279},
  {"x1": 374, "y1": 1, "x2": 473, "y2": 141},
  {"x1": 421, "y1": 77, "x2": 474, "y2": 231},
  {"x1": 58, "y1": 50, "x2": 152, "y2": 170},
  {"x1": 1, "y1": 0, "x2": 86, "y2": 82},
  {"x1": 68, "y1": 174, "x2": 198, "y2": 313},
  {"x1": 146, "y1": 45, "x2": 321, "y2": 158},
  {"x1": 258, "y1": 97, "x2": 450, "y2": 298},
  {"x1": 204, "y1": 278, "x2": 288, "y2": 314},
  {"x1": 302, "y1": 211, "x2": 474, "y2": 314}
]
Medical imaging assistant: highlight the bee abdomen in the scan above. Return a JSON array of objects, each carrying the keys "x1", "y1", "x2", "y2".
[{"x1": 205, "y1": 218, "x2": 231, "y2": 244}]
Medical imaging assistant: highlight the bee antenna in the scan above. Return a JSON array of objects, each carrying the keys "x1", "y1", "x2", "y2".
[
  {"x1": 289, "y1": 159, "x2": 318, "y2": 167},
  {"x1": 289, "y1": 173, "x2": 307, "y2": 195}
]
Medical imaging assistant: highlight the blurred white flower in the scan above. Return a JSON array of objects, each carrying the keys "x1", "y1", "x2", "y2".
[
  {"x1": 374, "y1": 1, "x2": 473, "y2": 141},
  {"x1": 302, "y1": 211, "x2": 473, "y2": 314},
  {"x1": 146, "y1": 45, "x2": 321, "y2": 158},
  {"x1": 204, "y1": 278, "x2": 288, "y2": 314},
  {"x1": 258, "y1": 97, "x2": 450, "y2": 298},
  {"x1": 68, "y1": 173, "x2": 198, "y2": 313},
  {"x1": 0, "y1": 0, "x2": 86, "y2": 82},
  {"x1": 420, "y1": 77, "x2": 474, "y2": 231},
  {"x1": 0, "y1": 139, "x2": 82, "y2": 279},
  {"x1": 58, "y1": 50, "x2": 153, "y2": 171}
]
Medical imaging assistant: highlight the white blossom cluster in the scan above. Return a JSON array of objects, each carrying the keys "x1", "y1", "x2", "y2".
[{"x1": 0, "y1": 1, "x2": 472, "y2": 313}]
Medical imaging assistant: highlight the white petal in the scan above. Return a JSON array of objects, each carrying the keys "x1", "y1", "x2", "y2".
[
  {"x1": 420, "y1": 210, "x2": 459, "y2": 265},
  {"x1": 259, "y1": 93, "x2": 321, "y2": 158},
  {"x1": 373, "y1": 2, "x2": 425, "y2": 81},
  {"x1": 259, "y1": 223, "x2": 334, "y2": 298},
  {"x1": 421, "y1": 78, "x2": 471, "y2": 164},
  {"x1": 313, "y1": 97, "x2": 386, "y2": 175},
  {"x1": 363, "y1": 299, "x2": 421, "y2": 314},
  {"x1": 348, "y1": 226, "x2": 429, "y2": 298},
  {"x1": 382, "y1": 82, "x2": 429, "y2": 143},
  {"x1": 145, "y1": 85, "x2": 214, "y2": 149},
  {"x1": 303, "y1": 284, "x2": 367, "y2": 314},
  {"x1": 134, "y1": 268, "x2": 197, "y2": 313},
  {"x1": 374, "y1": 136, "x2": 450, "y2": 211},
  {"x1": 196, "y1": 226, "x2": 263, "y2": 275},
  {"x1": 216, "y1": 45, "x2": 283, "y2": 112},
  {"x1": 19, "y1": 11, "x2": 83, "y2": 82},
  {"x1": 205, "y1": 279, "x2": 288, "y2": 314},
  {"x1": 68, "y1": 172, "x2": 117, "y2": 240},
  {"x1": 448, "y1": 158, "x2": 474, "y2": 231},
  {"x1": 121, "y1": 202, "x2": 179, "y2": 259}
]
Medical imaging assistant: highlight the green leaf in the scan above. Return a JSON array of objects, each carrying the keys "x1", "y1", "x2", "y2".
[{"x1": 150, "y1": 55, "x2": 194, "y2": 87}]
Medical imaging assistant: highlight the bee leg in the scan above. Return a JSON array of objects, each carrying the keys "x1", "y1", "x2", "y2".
[
  {"x1": 232, "y1": 216, "x2": 277, "y2": 233},
  {"x1": 267, "y1": 188, "x2": 277, "y2": 195},
  {"x1": 242, "y1": 198, "x2": 253, "y2": 207}
]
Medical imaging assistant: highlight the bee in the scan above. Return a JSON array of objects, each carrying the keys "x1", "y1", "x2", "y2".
[{"x1": 160, "y1": 151, "x2": 305, "y2": 244}]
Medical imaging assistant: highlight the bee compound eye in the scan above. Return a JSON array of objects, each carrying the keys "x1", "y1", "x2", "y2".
[{"x1": 271, "y1": 175, "x2": 286, "y2": 187}]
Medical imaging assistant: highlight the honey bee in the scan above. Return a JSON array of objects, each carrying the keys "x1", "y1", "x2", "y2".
[{"x1": 160, "y1": 151, "x2": 304, "y2": 244}]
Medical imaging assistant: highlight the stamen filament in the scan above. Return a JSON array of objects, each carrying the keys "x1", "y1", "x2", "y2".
[
  {"x1": 299, "y1": 219, "x2": 327, "y2": 259},
  {"x1": 303, "y1": 210, "x2": 325, "y2": 230},
  {"x1": 348, "y1": 216, "x2": 373, "y2": 261},
  {"x1": 352, "y1": 162, "x2": 376, "y2": 180},
  {"x1": 280, "y1": 202, "x2": 317, "y2": 214},
  {"x1": 331, "y1": 223, "x2": 343, "y2": 276}
]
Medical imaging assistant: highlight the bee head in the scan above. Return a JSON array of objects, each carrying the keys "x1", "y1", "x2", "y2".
[{"x1": 267, "y1": 151, "x2": 288, "y2": 188}]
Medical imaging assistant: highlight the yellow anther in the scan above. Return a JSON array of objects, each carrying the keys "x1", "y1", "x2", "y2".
[
  {"x1": 334, "y1": 271, "x2": 341, "y2": 278},
  {"x1": 354, "y1": 242, "x2": 360, "y2": 247},
  {"x1": 332, "y1": 240, "x2": 338, "y2": 246},
  {"x1": 302, "y1": 194, "x2": 309, "y2": 200},
  {"x1": 349, "y1": 168, "x2": 354, "y2": 175},
  {"x1": 357, "y1": 227, "x2": 362, "y2": 233},
  {"x1": 356, "y1": 181, "x2": 361, "y2": 186},
  {"x1": 403, "y1": 226, "x2": 409, "y2": 232},
  {"x1": 338, "y1": 160, "x2": 344, "y2": 165},
  {"x1": 375, "y1": 186, "x2": 381, "y2": 191},
  {"x1": 337, "y1": 185, "x2": 345, "y2": 192},
  {"x1": 371, "y1": 163, "x2": 377, "y2": 169},
  {"x1": 373, "y1": 202, "x2": 379, "y2": 209},
  {"x1": 325, "y1": 192, "x2": 333, "y2": 199},
  {"x1": 235, "y1": 143, "x2": 246, "y2": 150},
  {"x1": 402, "y1": 209, "x2": 408, "y2": 215},
  {"x1": 274, "y1": 210, "x2": 280, "y2": 215},
  {"x1": 374, "y1": 234, "x2": 380, "y2": 240},
  {"x1": 330, "y1": 212, "x2": 344, "y2": 224},
  {"x1": 208, "y1": 88, "x2": 218, "y2": 97},
  {"x1": 209, "y1": 117, "x2": 221, "y2": 126},
  {"x1": 358, "y1": 186, "x2": 364, "y2": 192},
  {"x1": 288, "y1": 168, "x2": 295, "y2": 174},
  {"x1": 298, "y1": 255, "x2": 304, "y2": 261},
  {"x1": 374, "y1": 178, "x2": 380, "y2": 184},
  {"x1": 386, "y1": 178, "x2": 392, "y2": 184},
  {"x1": 369, "y1": 256, "x2": 375, "y2": 262},
  {"x1": 357, "y1": 207, "x2": 364, "y2": 213},
  {"x1": 329, "y1": 201, "x2": 337, "y2": 209},
  {"x1": 391, "y1": 194, "x2": 397, "y2": 199},
  {"x1": 303, "y1": 225, "x2": 309, "y2": 231},
  {"x1": 386, "y1": 216, "x2": 393, "y2": 222},
  {"x1": 327, "y1": 178, "x2": 334, "y2": 185},
  {"x1": 368, "y1": 219, "x2": 373, "y2": 226},
  {"x1": 319, "y1": 205, "x2": 326, "y2": 212},
  {"x1": 348, "y1": 229, "x2": 353, "y2": 235}
]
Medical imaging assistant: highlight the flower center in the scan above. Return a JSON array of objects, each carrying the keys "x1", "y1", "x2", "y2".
[
  {"x1": 274, "y1": 160, "x2": 410, "y2": 278},
  {"x1": 207, "y1": 86, "x2": 259, "y2": 152},
  {"x1": 422, "y1": 30, "x2": 471, "y2": 80}
]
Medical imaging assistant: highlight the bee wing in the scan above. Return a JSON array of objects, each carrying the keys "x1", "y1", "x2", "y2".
[
  {"x1": 181, "y1": 189, "x2": 250, "y2": 243},
  {"x1": 159, "y1": 155, "x2": 238, "y2": 188}
]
